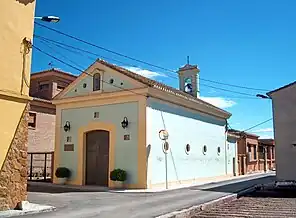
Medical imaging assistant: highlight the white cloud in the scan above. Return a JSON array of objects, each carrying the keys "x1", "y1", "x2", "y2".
[
  {"x1": 252, "y1": 128, "x2": 274, "y2": 133},
  {"x1": 123, "y1": 66, "x2": 164, "y2": 78},
  {"x1": 259, "y1": 134, "x2": 274, "y2": 139},
  {"x1": 200, "y1": 97, "x2": 236, "y2": 109}
]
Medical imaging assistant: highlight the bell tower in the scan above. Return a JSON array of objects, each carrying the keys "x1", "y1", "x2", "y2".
[{"x1": 178, "y1": 56, "x2": 200, "y2": 97}]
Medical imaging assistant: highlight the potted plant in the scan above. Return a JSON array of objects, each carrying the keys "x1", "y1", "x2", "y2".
[
  {"x1": 55, "y1": 167, "x2": 71, "y2": 184},
  {"x1": 110, "y1": 168, "x2": 127, "y2": 189}
]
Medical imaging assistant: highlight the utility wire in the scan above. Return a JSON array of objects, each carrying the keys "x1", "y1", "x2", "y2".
[
  {"x1": 34, "y1": 23, "x2": 270, "y2": 92},
  {"x1": 38, "y1": 40, "x2": 86, "y2": 70},
  {"x1": 241, "y1": 118, "x2": 273, "y2": 133},
  {"x1": 34, "y1": 35, "x2": 269, "y2": 99},
  {"x1": 32, "y1": 44, "x2": 148, "y2": 98},
  {"x1": 34, "y1": 35, "x2": 139, "y2": 68}
]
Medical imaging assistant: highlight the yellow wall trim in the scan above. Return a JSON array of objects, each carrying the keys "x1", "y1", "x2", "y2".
[
  {"x1": 53, "y1": 87, "x2": 148, "y2": 106},
  {"x1": 0, "y1": 90, "x2": 32, "y2": 103},
  {"x1": 54, "y1": 94, "x2": 148, "y2": 188},
  {"x1": 74, "y1": 121, "x2": 116, "y2": 187},
  {"x1": 137, "y1": 98, "x2": 147, "y2": 189}
]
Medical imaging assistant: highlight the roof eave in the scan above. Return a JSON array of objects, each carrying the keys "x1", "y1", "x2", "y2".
[
  {"x1": 147, "y1": 87, "x2": 231, "y2": 120},
  {"x1": 267, "y1": 81, "x2": 296, "y2": 97}
]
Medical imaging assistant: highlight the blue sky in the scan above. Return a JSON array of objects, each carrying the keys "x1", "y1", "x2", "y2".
[{"x1": 32, "y1": 0, "x2": 296, "y2": 138}]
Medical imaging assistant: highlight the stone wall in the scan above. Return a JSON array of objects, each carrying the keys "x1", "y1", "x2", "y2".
[{"x1": 0, "y1": 104, "x2": 29, "y2": 210}]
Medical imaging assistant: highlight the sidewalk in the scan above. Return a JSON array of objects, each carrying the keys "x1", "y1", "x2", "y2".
[
  {"x1": 25, "y1": 172, "x2": 276, "y2": 218},
  {"x1": 28, "y1": 171, "x2": 274, "y2": 193}
]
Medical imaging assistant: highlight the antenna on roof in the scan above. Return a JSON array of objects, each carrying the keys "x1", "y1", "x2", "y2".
[
  {"x1": 187, "y1": 56, "x2": 190, "y2": 65},
  {"x1": 48, "y1": 61, "x2": 54, "y2": 68}
]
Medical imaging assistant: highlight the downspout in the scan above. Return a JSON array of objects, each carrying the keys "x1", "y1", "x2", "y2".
[{"x1": 225, "y1": 119, "x2": 228, "y2": 175}]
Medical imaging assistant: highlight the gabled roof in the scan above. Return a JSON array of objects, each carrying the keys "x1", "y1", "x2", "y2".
[
  {"x1": 228, "y1": 129, "x2": 259, "y2": 138},
  {"x1": 31, "y1": 68, "x2": 77, "y2": 79},
  {"x1": 97, "y1": 60, "x2": 230, "y2": 116},
  {"x1": 267, "y1": 81, "x2": 296, "y2": 96},
  {"x1": 55, "y1": 59, "x2": 231, "y2": 118},
  {"x1": 178, "y1": 64, "x2": 200, "y2": 72}
]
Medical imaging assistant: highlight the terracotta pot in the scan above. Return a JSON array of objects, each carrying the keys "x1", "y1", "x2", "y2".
[
  {"x1": 113, "y1": 181, "x2": 124, "y2": 189},
  {"x1": 57, "y1": 177, "x2": 67, "y2": 185}
]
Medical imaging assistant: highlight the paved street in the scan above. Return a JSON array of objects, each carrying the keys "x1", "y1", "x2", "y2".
[
  {"x1": 193, "y1": 184, "x2": 296, "y2": 217},
  {"x1": 24, "y1": 173, "x2": 275, "y2": 218}
]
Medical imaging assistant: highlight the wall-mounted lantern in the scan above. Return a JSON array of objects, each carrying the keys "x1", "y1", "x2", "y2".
[
  {"x1": 64, "y1": 121, "x2": 71, "y2": 132},
  {"x1": 121, "y1": 117, "x2": 129, "y2": 129}
]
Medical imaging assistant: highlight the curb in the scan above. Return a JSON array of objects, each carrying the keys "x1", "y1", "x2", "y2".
[
  {"x1": 0, "y1": 206, "x2": 56, "y2": 218},
  {"x1": 155, "y1": 185, "x2": 259, "y2": 218}
]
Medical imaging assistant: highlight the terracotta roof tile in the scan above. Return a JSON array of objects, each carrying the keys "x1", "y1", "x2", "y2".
[
  {"x1": 228, "y1": 129, "x2": 259, "y2": 138},
  {"x1": 31, "y1": 68, "x2": 77, "y2": 78},
  {"x1": 97, "y1": 59, "x2": 231, "y2": 116}
]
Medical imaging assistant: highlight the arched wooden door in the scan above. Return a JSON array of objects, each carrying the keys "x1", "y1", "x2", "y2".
[{"x1": 85, "y1": 130, "x2": 110, "y2": 186}]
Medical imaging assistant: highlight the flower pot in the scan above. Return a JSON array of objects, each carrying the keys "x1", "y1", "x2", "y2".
[
  {"x1": 113, "y1": 181, "x2": 124, "y2": 189},
  {"x1": 57, "y1": 177, "x2": 67, "y2": 185}
]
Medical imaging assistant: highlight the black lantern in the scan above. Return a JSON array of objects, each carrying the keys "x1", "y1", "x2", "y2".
[
  {"x1": 64, "y1": 121, "x2": 71, "y2": 132},
  {"x1": 121, "y1": 117, "x2": 128, "y2": 129}
]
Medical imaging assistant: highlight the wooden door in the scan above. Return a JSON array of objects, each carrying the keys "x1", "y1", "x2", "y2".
[{"x1": 85, "y1": 130, "x2": 110, "y2": 186}]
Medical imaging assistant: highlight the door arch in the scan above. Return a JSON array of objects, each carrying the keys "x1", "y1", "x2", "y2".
[{"x1": 85, "y1": 130, "x2": 110, "y2": 186}]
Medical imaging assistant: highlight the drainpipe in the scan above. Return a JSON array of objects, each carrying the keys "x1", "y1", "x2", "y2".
[{"x1": 225, "y1": 120, "x2": 228, "y2": 175}]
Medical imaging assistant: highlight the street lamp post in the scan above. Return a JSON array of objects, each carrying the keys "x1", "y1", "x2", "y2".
[
  {"x1": 34, "y1": 16, "x2": 60, "y2": 23},
  {"x1": 256, "y1": 94, "x2": 271, "y2": 99}
]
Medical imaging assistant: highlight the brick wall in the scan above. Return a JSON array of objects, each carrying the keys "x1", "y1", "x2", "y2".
[{"x1": 28, "y1": 103, "x2": 55, "y2": 153}]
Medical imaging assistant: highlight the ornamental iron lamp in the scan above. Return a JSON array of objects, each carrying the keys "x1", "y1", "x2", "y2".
[
  {"x1": 121, "y1": 117, "x2": 129, "y2": 129},
  {"x1": 64, "y1": 121, "x2": 71, "y2": 132}
]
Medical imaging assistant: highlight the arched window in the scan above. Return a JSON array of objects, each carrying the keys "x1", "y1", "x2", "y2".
[{"x1": 93, "y1": 73, "x2": 101, "y2": 91}]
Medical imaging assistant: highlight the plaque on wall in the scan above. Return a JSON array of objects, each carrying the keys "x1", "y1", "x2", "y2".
[
  {"x1": 64, "y1": 144, "x2": 74, "y2": 151},
  {"x1": 124, "y1": 134, "x2": 130, "y2": 140}
]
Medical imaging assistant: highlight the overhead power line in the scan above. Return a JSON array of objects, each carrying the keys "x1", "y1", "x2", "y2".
[
  {"x1": 32, "y1": 44, "x2": 148, "y2": 98},
  {"x1": 241, "y1": 118, "x2": 273, "y2": 132},
  {"x1": 34, "y1": 35, "x2": 270, "y2": 99},
  {"x1": 34, "y1": 22, "x2": 270, "y2": 92}
]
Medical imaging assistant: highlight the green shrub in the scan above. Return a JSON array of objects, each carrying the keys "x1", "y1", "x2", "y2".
[
  {"x1": 110, "y1": 169, "x2": 127, "y2": 182},
  {"x1": 55, "y1": 167, "x2": 71, "y2": 178}
]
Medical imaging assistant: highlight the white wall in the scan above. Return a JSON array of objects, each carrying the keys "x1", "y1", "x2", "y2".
[
  {"x1": 271, "y1": 83, "x2": 296, "y2": 181},
  {"x1": 146, "y1": 98, "x2": 228, "y2": 186}
]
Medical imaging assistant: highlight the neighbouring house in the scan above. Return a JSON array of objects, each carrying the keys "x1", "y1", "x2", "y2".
[
  {"x1": 258, "y1": 139, "x2": 275, "y2": 170},
  {"x1": 228, "y1": 129, "x2": 273, "y2": 175},
  {"x1": 0, "y1": 0, "x2": 36, "y2": 210},
  {"x1": 29, "y1": 69, "x2": 77, "y2": 152},
  {"x1": 52, "y1": 59, "x2": 234, "y2": 189},
  {"x1": 28, "y1": 69, "x2": 76, "y2": 180},
  {"x1": 226, "y1": 131, "x2": 240, "y2": 176},
  {"x1": 267, "y1": 81, "x2": 296, "y2": 181}
]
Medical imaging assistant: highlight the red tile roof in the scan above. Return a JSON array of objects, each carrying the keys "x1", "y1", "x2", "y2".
[
  {"x1": 31, "y1": 68, "x2": 77, "y2": 78},
  {"x1": 97, "y1": 59, "x2": 231, "y2": 117}
]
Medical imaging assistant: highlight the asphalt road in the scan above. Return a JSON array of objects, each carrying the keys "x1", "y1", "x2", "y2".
[{"x1": 24, "y1": 172, "x2": 275, "y2": 218}]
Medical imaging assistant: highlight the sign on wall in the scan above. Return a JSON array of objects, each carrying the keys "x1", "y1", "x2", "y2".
[
  {"x1": 124, "y1": 134, "x2": 130, "y2": 140},
  {"x1": 64, "y1": 144, "x2": 74, "y2": 151}
]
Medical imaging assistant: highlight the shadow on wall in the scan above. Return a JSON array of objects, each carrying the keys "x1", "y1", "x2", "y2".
[
  {"x1": 190, "y1": 175, "x2": 276, "y2": 194},
  {"x1": 146, "y1": 144, "x2": 151, "y2": 160},
  {"x1": 16, "y1": 0, "x2": 35, "y2": 5}
]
